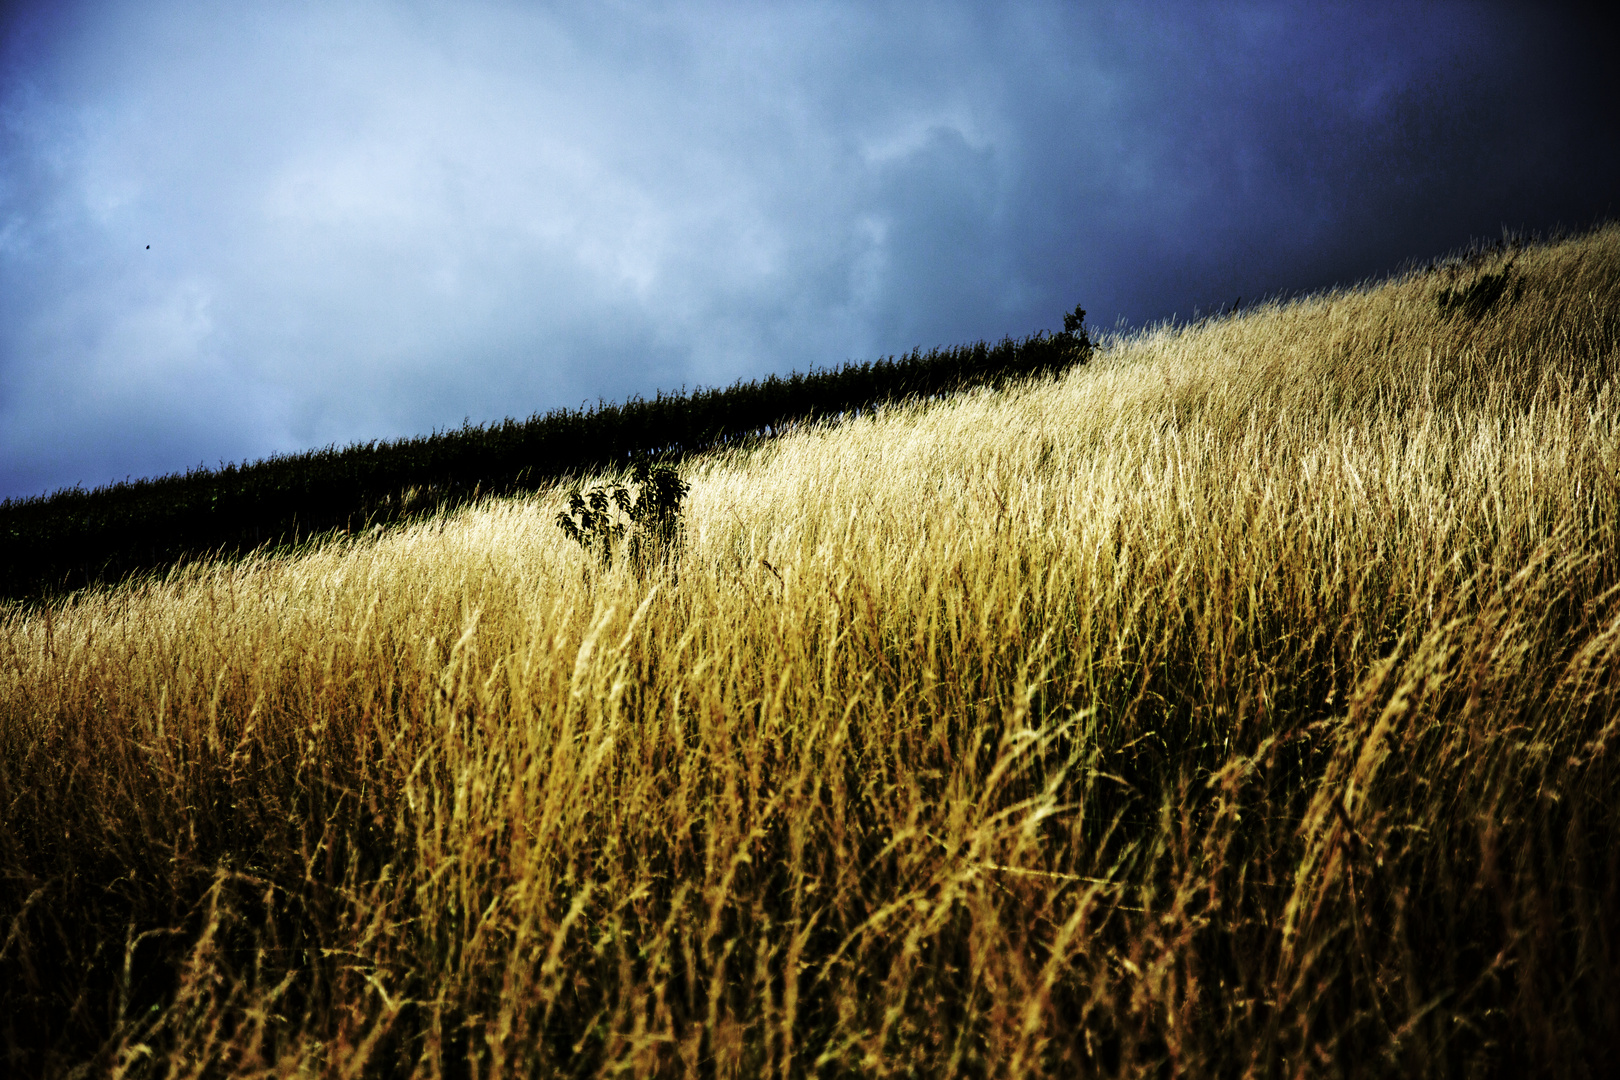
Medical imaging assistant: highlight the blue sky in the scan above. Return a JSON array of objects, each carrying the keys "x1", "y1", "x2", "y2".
[{"x1": 1, "y1": 0, "x2": 1614, "y2": 501}]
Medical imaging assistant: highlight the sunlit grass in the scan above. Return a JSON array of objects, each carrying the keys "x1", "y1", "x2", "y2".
[{"x1": 3, "y1": 226, "x2": 1619, "y2": 1076}]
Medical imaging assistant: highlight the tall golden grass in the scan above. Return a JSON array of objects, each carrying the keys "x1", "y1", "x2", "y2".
[{"x1": 4, "y1": 227, "x2": 1619, "y2": 1077}]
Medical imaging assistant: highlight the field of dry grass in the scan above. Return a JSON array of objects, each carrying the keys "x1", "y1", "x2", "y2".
[{"x1": 4, "y1": 226, "x2": 1619, "y2": 1077}]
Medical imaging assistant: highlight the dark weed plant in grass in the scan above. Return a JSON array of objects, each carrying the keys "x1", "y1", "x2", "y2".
[
  {"x1": 557, "y1": 458, "x2": 689, "y2": 579},
  {"x1": 1436, "y1": 263, "x2": 1522, "y2": 320}
]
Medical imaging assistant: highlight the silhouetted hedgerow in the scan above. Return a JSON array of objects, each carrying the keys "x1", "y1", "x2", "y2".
[{"x1": 0, "y1": 318, "x2": 1090, "y2": 602}]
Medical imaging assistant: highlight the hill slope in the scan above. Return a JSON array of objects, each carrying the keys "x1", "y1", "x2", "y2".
[
  {"x1": 0, "y1": 328, "x2": 1087, "y2": 602},
  {"x1": 3, "y1": 227, "x2": 1619, "y2": 1076}
]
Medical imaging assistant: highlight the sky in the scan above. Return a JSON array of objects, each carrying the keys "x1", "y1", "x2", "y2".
[{"x1": 1, "y1": 1, "x2": 1615, "y2": 502}]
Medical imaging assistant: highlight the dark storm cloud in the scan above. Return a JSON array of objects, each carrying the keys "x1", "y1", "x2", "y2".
[{"x1": 1, "y1": 1, "x2": 1614, "y2": 500}]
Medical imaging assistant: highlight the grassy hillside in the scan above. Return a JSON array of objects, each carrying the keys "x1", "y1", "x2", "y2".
[{"x1": 3, "y1": 227, "x2": 1619, "y2": 1077}]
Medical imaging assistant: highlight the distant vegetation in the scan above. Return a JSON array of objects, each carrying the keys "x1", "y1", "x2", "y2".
[
  {"x1": 4, "y1": 232, "x2": 1620, "y2": 1076},
  {"x1": 0, "y1": 318, "x2": 1089, "y2": 602}
]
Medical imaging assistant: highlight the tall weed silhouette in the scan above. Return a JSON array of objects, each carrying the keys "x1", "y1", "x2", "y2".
[{"x1": 556, "y1": 457, "x2": 688, "y2": 579}]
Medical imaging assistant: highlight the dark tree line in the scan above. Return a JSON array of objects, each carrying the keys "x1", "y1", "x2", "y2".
[{"x1": 0, "y1": 318, "x2": 1090, "y2": 601}]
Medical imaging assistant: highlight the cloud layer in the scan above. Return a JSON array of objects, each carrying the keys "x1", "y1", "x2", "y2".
[{"x1": 2, "y1": 1, "x2": 1614, "y2": 499}]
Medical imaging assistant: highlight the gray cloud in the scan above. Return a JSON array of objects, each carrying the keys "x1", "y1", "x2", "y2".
[{"x1": 2, "y1": 1, "x2": 1614, "y2": 499}]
